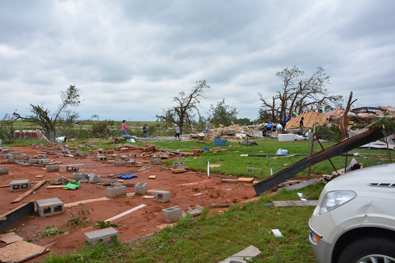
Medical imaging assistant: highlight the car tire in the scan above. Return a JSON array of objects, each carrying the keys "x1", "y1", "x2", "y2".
[{"x1": 338, "y1": 236, "x2": 395, "y2": 263}]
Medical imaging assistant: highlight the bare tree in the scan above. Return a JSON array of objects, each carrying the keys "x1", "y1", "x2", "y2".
[
  {"x1": 13, "y1": 85, "x2": 81, "y2": 136},
  {"x1": 340, "y1": 91, "x2": 357, "y2": 139},
  {"x1": 156, "y1": 80, "x2": 210, "y2": 134},
  {"x1": 259, "y1": 66, "x2": 341, "y2": 122},
  {"x1": 0, "y1": 114, "x2": 16, "y2": 141}
]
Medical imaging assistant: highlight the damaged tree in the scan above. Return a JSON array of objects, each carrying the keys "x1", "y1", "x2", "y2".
[
  {"x1": 13, "y1": 85, "x2": 81, "y2": 137},
  {"x1": 259, "y1": 66, "x2": 342, "y2": 122},
  {"x1": 340, "y1": 91, "x2": 357, "y2": 139},
  {"x1": 156, "y1": 80, "x2": 210, "y2": 134},
  {"x1": 0, "y1": 113, "x2": 15, "y2": 141}
]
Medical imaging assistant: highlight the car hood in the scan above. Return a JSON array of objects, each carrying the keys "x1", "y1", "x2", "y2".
[{"x1": 325, "y1": 163, "x2": 395, "y2": 192}]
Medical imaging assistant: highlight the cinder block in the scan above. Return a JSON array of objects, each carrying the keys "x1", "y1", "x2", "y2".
[
  {"x1": 10, "y1": 179, "x2": 31, "y2": 191},
  {"x1": 106, "y1": 150, "x2": 114, "y2": 154},
  {"x1": 151, "y1": 158, "x2": 161, "y2": 165},
  {"x1": 0, "y1": 167, "x2": 8, "y2": 175},
  {"x1": 152, "y1": 190, "x2": 171, "y2": 203},
  {"x1": 173, "y1": 162, "x2": 185, "y2": 169},
  {"x1": 96, "y1": 156, "x2": 108, "y2": 161},
  {"x1": 66, "y1": 165, "x2": 80, "y2": 172},
  {"x1": 73, "y1": 173, "x2": 89, "y2": 181},
  {"x1": 89, "y1": 173, "x2": 101, "y2": 183},
  {"x1": 36, "y1": 198, "x2": 64, "y2": 217},
  {"x1": 114, "y1": 161, "x2": 126, "y2": 166},
  {"x1": 109, "y1": 154, "x2": 119, "y2": 160},
  {"x1": 120, "y1": 155, "x2": 129, "y2": 160},
  {"x1": 46, "y1": 164, "x2": 60, "y2": 172},
  {"x1": 84, "y1": 227, "x2": 119, "y2": 246},
  {"x1": 37, "y1": 154, "x2": 47, "y2": 159},
  {"x1": 1, "y1": 154, "x2": 7, "y2": 159},
  {"x1": 106, "y1": 186, "x2": 127, "y2": 198},
  {"x1": 247, "y1": 167, "x2": 261, "y2": 174},
  {"x1": 162, "y1": 206, "x2": 182, "y2": 223},
  {"x1": 38, "y1": 159, "x2": 50, "y2": 166},
  {"x1": 1, "y1": 149, "x2": 9, "y2": 153},
  {"x1": 130, "y1": 153, "x2": 137, "y2": 158},
  {"x1": 30, "y1": 158, "x2": 39, "y2": 165},
  {"x1": 15, "y1": 154, "x2": 29, "y2": 160},
  {"x1": 126, "y1": 159, "x2": 135, "y2": 167},
  {"x1": 187, "y1": 205, "x2": 204, "y2": 216},
  {"x1": 135, "y1": 182, "x2": 147, "y2": 195}
]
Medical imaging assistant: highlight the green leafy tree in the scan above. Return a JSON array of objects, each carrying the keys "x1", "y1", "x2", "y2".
[
  {"x1": 208, "y1": 99, "x2": 239, "y2": 126},
  {"x1": 156, "y1": 80, "x2": 210, "y2": 134},
  {"x1": 0, "y1": 114, "x2": 15, "y2": 141},
  {"x1": 13, "y1": 85, "x2": 81, "y2": 136}
]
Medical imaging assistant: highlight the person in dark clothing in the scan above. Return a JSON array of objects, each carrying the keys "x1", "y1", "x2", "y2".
[
  {"x1": 280, "y1": 119, "x2": 286, "y2": 129},
  {"x1": 175, "y1": 124, "x2": 180, "y2": 140},
  {"x1": 299, "y1": 117, "x2": 304, "y2": 135}
]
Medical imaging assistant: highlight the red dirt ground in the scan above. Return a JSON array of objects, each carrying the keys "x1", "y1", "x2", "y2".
[{"x1": 0, "y1": 145, "x2": 257, "y2": 262}]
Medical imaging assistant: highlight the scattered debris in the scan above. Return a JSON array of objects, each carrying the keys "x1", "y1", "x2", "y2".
[
  {"x1": 0, "y1": 240, "x2": 49, "y2": 262},
  {"x1": 0, "y1": 232, "x2": 24, "y2": 244},
  {"x1": 218, "y1": 245, "x2": 261, "y2": 263},
  {"x1": 271, "y1": 229, "x2": 284, "y2": 237}
]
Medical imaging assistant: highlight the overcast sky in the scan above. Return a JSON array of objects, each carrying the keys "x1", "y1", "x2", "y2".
[{"x1": 1, "y1": 0, "x2": 394, "y2": 122}]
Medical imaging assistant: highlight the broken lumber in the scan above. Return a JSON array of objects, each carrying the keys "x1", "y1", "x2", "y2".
[
  {"x1": 148, "y1": 175, "x2": 157, "y2": 179},
  {"x1": 238, "y1": 177, "x2": 254, "y2": 183},
  {"x1": 64, "y1": 197, "x2": 111, "y2": 208},
  {"x1": 55, "y1": 173, "x2": 76, "y2": 184},
  {"x1": 46, "y1": 185, "x2": 65, "y2": 189},
  {"x1": 172, "y1": 168, "x2": 187, "y2": 174},
  {"x1": 11, "y1": 180, "x2": 47, "y2": 203}
]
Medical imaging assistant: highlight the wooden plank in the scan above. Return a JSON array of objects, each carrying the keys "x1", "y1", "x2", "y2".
[
  {"x1": 46, "y1": 185, "x2": 65, "y2": 189},
  {"x1": 0, "y1": 232, "x2": 24, "y2": 244},
  {"x1": 11, "y1": 180, "x2": 47, "y2": 204},
  {"x1": 64, "y1": 197, "x2": 111, "y2": 208},
  {"x1": 148, "y1": 175, "x2": 156, "y2": 179},
  {"x1": 172, "y1": 168, "x2": 187, "y2": 174},
  {"x1": 104, "y1": 204, "x2": 146, "y2": 222},
  {"x1": 238, "y1": 177, "x2": 254, "y2": 183},
  {"x1": 55, "y1": 173, "x2": 76, "y2": 183},
  {"x1": 272, "y1": 200, "x2": 318, "y2": 207}
]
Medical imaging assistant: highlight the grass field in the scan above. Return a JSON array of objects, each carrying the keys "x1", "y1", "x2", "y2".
[{"x1": 5, "y1": 137, "x2": 394, "y2": 262}]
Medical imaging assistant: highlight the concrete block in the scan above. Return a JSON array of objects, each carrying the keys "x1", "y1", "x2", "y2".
[
  {"x1": 96, "y1": 155, "x2": 108, "y2": 161},
  {"x1": 109, "y1": 154, "x2": 119, "y2": 160},
  {"x1": 73, "y1": 173, "x2": 89, "y2": 181},
  {"x1": 38, "y1": 159, "x2": 50, "y2": 166},
  {"x1": 46, "y1": 164, "x2": 60, "y2": 172},
  {"x1": 173, "y1": 162, "x2": 186, "y2": 169},
  {"x1": 0, "y1": 154, "x2": 7, "y2": 159},
  {"x1": 85, "y1": 227, "x2": 119, "y2": 246},
  {"x1": 129, "y1": 153, "x2": 137, "y2": 158},
  {"x1": 187, "y1": 205, "x2": 204, "y2": 216},
  {"x1": 15, "y1": 154, "x2": 29, "y2": 160},
  {"x1": 152, "y1": 190, "x2": 171, "y2": 203},
  {"x1": 37, "y1": 154, "x2": 47, "y2": 158},
  {"x1": 247, "y1": 167, "x2": 261, "y2": 174},
  {"x1": 106, "y1": 186, "x2": 127, "y2": 198},
  {"x1": 10, "y1": 179, "x2": 30, "y2": 191},
  {"x1": 0, "y1": 167, "x2": 9, "y2": 175},
  {"x1": 36, "y1": 198, "x2": 64, "y2": 217},
  {"x1": 120, "y1": 155, "x2": 129, "y2": 160},
  {"x1": 162, "y1": 206, "x2": 182, "y2": 223},
  {"x1": 29, "y1": 159, "x2": 39, "y2": 165},
  {"x1": 89, "y1": 173, "x2": 101, "y2": 184},
  {"x1": 106, "y1": 150, "x2": 114, "y2": 154},
  {"x1": 1, "y1": 149, "x2": 9, "y2": 153},
  {"x1": 126, "y1": 159, "x2": 135, "y2": 167},
  {"x1": 151, "y1": 158, "x2": 161, "y2": 165},
  {"x1": 66, "y1": 165, "x2": 80, "y2": 172},
  {"x1": 114, "y1": 161, "x2": 126, "y2": 166},
  {"x1": 135, "y1": 182, "x2": 147, "y2": 195}
]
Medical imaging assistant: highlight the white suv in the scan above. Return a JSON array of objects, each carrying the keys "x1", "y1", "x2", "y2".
[{"x1": 309, "y1": 163, "x2": 395, "y2": 263}]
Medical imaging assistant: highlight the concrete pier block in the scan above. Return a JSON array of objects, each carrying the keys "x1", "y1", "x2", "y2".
[
  {"x1": 114, "y1": 161, "x2": 126, "y2": 166},
  {"x1": 73, "y1": 173, "x2": 89, "y2": 181},
  {"x1": 46, "y1": 164, "x2": 60, "y2": 172},
  {"x1": 106, "y1": 185, "x2": 127, "y2": 198},
  {"x1": 135, "y1": 182, "x2": 147, "y2": 195},
  {"x1": 152, "y1": 190, "x2": 171, "y2": 203},
  {"x1": 162, "y1": 206, "x2": 182, "y2": 223},
  {"x1": 10, "y1": 179, "x2": 30, "y2": 191},
  {"x1": 85, "y1": 227, "x2": 119, "y2": 246},
  {"x1": 36, "y1": 198, "x2": 64, "y2": 217},
  {"x1": 0, "y1": 167, "x2": 9, "y2": 175},
  {"x1": 173, "y1": 162, "x2": 186, "y2": 169},
  {"x1": 96, "y1": 156, "x2": 108, "y2": 161},
  {"x1": 151, "y1": 158, "x2": 161, "y2": 165}
]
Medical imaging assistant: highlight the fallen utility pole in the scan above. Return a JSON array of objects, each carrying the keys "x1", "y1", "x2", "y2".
[{"x1": 253, "y1": 127, "x2": 384, "y2": 196}]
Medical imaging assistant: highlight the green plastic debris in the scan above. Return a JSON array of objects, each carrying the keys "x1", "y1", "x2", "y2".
[{"x1": 63, "y1": 181, "x2": 81, "y2": 190}]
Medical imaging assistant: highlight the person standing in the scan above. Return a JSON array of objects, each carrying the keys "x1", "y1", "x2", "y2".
[
  {"x1": 280, "y1": 118, "x2": 286, "y2": 129},
  {"x1": 266, "y1": 120, "x2": 273, "y2": 138},
  {"x1": 143, "y1": 124, "x2": 148, "y2": 138},
  {"x1": 318, "y1": 104, "x2": 323, "y2": 113},
  {"x1": 300, "y1": 117, "x2": 304, "y2": 135},
  {"x1": 175, "y1": 124, "x2": 180, "y2": 140},
  {"x1": 205, "y1": 118, "x2": 211, "y2": 140},
  {"x1": 122, "y1": 120, "x2": 128, "y2": 136}
]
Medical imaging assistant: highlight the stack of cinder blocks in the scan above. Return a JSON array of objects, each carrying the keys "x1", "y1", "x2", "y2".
[{"x1": 36, "y1": 198, "x2": 64, "y2": 217}]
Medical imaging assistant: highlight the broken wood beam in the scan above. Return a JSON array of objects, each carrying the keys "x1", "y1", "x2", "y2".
[{"x1": 11, "y1": 180, "x2": 47, "y2": 204}]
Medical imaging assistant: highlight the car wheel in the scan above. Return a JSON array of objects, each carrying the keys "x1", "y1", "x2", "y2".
[{"x1": 338, "y1": 236, "x2": 395, "y2": 263}]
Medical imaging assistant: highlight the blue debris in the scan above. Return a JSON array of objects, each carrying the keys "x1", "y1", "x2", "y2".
[{"x1": 117, "y1": 174, "x2": 138, "y2": 179}]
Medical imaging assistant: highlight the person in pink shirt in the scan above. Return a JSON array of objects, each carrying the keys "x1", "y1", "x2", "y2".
[{"x1": 122, "y1": 120, "x2": 128, "y2": 136}]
